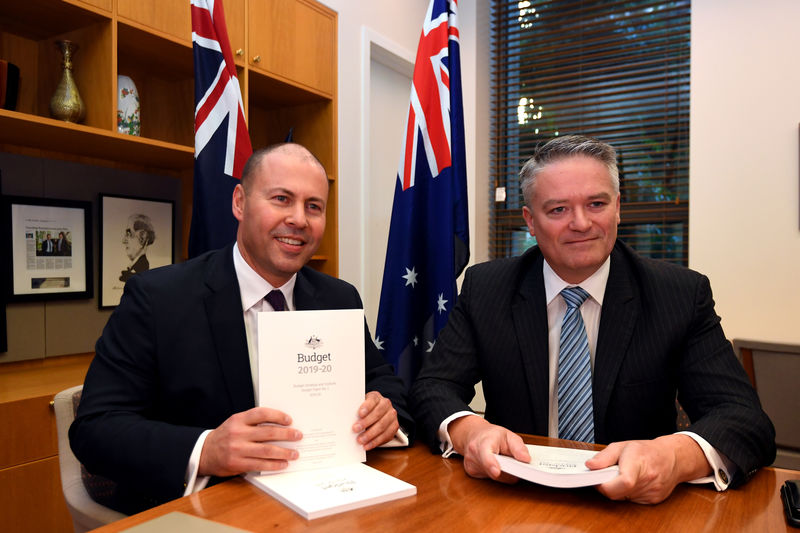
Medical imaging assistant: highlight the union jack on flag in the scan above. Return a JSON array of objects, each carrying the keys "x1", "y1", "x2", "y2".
[
  {"x1": 375, "y1": 0, "x2": 469, "y2": 390},
  {"x1": 189, "y1": 0, "x2": 252, "y2": 258}
]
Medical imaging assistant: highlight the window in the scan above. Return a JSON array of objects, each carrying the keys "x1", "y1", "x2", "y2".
[{"x1": 490, "y1": 0, "x2": 691, "y2": 264}]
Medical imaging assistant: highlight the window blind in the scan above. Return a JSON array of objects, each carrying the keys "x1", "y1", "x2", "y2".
[{"x1": 490, "y1": 0, "x2": 691, "y2": 264}]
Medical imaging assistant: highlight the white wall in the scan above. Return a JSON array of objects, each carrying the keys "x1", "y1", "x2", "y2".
[
  {"x1": 319, "y1": 0, "x2": 482, "y2": 327},
  {"x1": 690, "y1": 0, "x2": 800, "y2": 344},
  {"x1": 366, "y1": 57, "x2": 413, "y2": 331}
]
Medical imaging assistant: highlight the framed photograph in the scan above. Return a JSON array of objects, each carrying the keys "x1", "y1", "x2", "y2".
[
  {"x1": 99, "y1": 194, "x2": 174, "y2": 308},
  {"x1": 2, "y1": 196, "x2": 92, "y2": 302}
]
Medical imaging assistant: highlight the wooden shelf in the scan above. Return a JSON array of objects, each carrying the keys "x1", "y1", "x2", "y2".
[
  {"x1": 248, "y1": 68, "x2": 331, "y2": 106},
  {"x1": 0, "y1": 109, "x2": 194, "y2": 169},
  {"x1": 0, "y1": 1, "x2": 110, "y2": 40},
  {"x1": 117, "y1": 21, "x2": 193, "y2": 78},
  {"x1": 1, "y1": 0, "x2": 337, "y2": 273}
]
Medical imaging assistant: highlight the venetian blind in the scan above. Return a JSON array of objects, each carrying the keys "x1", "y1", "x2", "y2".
[{"x1": 490, "y1": 0, "x2": 691, "y2": 264}]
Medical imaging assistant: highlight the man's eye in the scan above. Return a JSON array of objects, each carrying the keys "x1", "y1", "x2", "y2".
[
  {"x1": 274, "y1": 195, "x2": 289, "y2": 203},
  {"x1": 550, "y1": 206, "x2": 565, "y2": 215},
  {"x1": 308, "y1": 203, "x2": 322, "y2": 212}
]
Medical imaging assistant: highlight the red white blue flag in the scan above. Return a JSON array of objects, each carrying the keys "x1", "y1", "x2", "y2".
[
  {"x1": 189, "y1": 0, "x2": 252, "y2": 257},
  {"x1": 375, "y1": 0, "x2": 469, "y2": 390}
]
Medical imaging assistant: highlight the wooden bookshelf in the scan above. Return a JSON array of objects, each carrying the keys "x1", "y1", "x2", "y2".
[
  {"x1": 0, "y1": 1, "x2": 338, "y2": 530},
  {"x1": 0, "y1": 0, "x2": 338, "y2": 274}
]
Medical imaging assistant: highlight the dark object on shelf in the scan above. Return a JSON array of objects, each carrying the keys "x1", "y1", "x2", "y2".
[{"x1": 0, "y1": 60, "x2": 20, "y2": 111}]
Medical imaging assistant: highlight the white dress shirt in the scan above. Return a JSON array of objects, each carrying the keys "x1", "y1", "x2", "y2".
[
  {"x1": 439, "y1": 257, "x2": 734, "y2": 491},
  {"x1": 183, "y1": 243, "x2": 296, "y2": 495}
]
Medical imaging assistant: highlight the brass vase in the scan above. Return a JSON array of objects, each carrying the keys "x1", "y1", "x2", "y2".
[{"x1": 49, "y1": 40, "x2": 86, "y2": 123}]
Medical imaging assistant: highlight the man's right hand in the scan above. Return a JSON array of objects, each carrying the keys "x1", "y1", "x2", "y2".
[
  {"x1": 198, "y1": 407, "x2": 302, "y2": 477},
  {"x1": 448, "y1": 415, "x2": 530, "y2": 483}
]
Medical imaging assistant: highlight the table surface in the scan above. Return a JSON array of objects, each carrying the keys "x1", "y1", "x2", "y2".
[{"x1": 94, "y1": 436, "x2": 798, "y2": 532}]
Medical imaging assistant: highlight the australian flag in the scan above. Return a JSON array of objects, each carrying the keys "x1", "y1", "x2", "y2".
[
  {"x1": 375, "y1": 0, "x2": 469, "y2": 390},
  {"x1": 189, "y1": 0, "x2": 252, "y2": 258}
]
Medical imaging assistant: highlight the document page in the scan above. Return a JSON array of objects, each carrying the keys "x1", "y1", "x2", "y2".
[{"x1": 258, "y1": 309, "x2": 366, "y2": 473}]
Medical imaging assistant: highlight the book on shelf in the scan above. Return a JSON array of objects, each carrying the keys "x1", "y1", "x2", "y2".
[
  {"x1": 494, "y1": 444, "x2": 620, "y2": 488},
  {"x1": 245, "y1": 309, "x2": 415, "y2": 519}
]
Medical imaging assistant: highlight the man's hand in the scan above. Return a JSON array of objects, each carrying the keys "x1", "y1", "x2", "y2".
[
  {"x1": 199, "y1": 407, "x2": 302, "y2": 477},
  {"x1": 449, "y1": 416, "x2": 530, "y2": 483},
  {"x1": 352, "y1": 391, "x2": 399, "y2": 450},
  {"x1": 587, "y1": 434, "x2": 712, "y2": 504}
]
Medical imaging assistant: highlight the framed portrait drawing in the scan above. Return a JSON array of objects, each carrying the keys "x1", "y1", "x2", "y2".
[
  {"x1": 2, "y1": 196, "x2": 93, "y2": 302},
  {"x1": 100, "y1": 194, "x2": 174, "y2": 308}
]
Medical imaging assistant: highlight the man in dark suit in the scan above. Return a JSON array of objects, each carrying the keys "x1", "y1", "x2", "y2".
[
  {"x1": 410, "y1": 135, "x2": 774, "y2": 504},
  {"x1": 42, "y1": 232, "x2": 55, "y2": 255},
  {"x1": 56, "y1": 231, "x2": 71, "y2": 256},
  {"x1": 71, "y1": 143, "x2": 411, "y2": 514}
]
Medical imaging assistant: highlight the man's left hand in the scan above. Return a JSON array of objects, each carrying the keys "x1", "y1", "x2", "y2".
[
  {"x1": 586, "y1": 434, "x2": 712, "y2": 504},
  {"x1": 352, "y1": 391, "x2": 399, "y2": 450}
]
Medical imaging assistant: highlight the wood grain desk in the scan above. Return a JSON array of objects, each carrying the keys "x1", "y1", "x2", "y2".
[{"x1": 94, "y1": 436, "x2": 797, "y2": 532}]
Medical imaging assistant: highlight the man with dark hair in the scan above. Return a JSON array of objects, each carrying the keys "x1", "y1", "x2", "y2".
[
  {"x1": 72, "y1": 143, "x2": 411, "y2": 513},
  {"x1": 42, "y1": 232, "x2": 54, "y2": 255},
  {"x1": 56, "y1": 231, "x2": 71, "y2": 256},
  {"x1": 411, "y1": 135, "x2": 774, "y2": 504}
]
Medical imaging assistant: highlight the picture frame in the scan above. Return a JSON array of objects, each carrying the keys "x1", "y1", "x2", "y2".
[
  {"x1": 2, "y1": 196, "x2": 93, "y2": 302},
  {"x1": 99, "y1": 194, "x2": 174, "y2": 308}
]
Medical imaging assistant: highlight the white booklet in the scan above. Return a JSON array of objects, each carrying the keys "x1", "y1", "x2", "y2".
[
  {"x1": 494, "y1": 444, "x2": 620, "y2": 488},
  {"x1": 247, "y1": 462, "x2": 416, "y2": 520},
  {"x1": 246, "y1": 309, "x2": 415, "y2": 519},
  {"x1": 255, "y1": 309, "x2": 365, "y2": 473}
]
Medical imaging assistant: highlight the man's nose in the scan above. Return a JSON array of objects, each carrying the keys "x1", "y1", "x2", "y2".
[
  {"x1": 285, "y1": 204, "x2": 308, "y2": 228},
  {"x1": 570, "y1": 208, "x2": 591, "y2": 231}
]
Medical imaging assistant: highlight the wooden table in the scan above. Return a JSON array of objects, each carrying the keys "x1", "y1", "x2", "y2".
[{"x1": 94, "y1": 436, "x2": 798, "y2": 532}]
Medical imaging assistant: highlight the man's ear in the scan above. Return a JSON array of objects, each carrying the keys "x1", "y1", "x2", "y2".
[
  {"x1": 522, "y1": 206, "x2": 536, "y2": 237},
  {"x1": 232, "y1": 184, "x2": 245, "y2": 222}
]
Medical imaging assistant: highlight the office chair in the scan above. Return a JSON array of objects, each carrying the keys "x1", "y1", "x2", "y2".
[
  {"x1": 733, "y1": 339, "x2": 800, "y2": 471},
  {"x1": 53, "y1": 385, "x2": 126, "y2": 533}
]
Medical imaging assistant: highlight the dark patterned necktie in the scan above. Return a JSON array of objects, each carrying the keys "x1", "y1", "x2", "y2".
[{"x1": 264, "y1": 289, "x2": 287, "y2": 312}]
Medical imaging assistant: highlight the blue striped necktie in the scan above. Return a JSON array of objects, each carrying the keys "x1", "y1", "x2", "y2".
[{"x1": 557, "y1": 286, "x2": 594, "y2": 443}]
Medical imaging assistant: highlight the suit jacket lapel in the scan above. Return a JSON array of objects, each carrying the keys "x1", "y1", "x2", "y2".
[
  {"x1": 293, "y1": 268, "x2": 320, "y2": 311},
  {"x1": 512, "y1": 252, "x2": 550, "y2": 435},
  {"x1": 593, "y1": 244, "x2": 639, "y2": 442},
  {"x1": 203, "y1": 246, "x2": 255, "y2": 414}
]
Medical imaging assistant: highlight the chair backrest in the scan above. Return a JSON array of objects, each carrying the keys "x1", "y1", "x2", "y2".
[
  {"x1": 732, "y1": 339, "x2": 800, "y2": 471},
  {"x1": 53, "y1": 385, "x2": 126, "y2": 532}
]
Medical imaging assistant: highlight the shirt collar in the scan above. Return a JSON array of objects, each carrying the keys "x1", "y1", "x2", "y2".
[
  {"x1": 233, "y1": 242, "x2": 296, "y2": 312},
  {"x1": 543, "y1": 255, "x2": 611, "y2": 306}
]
